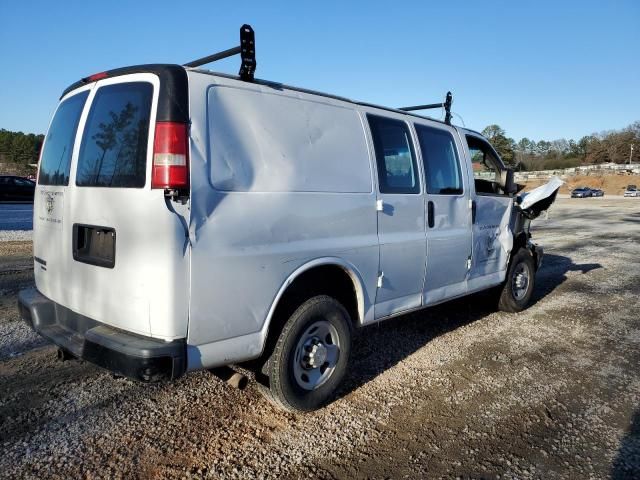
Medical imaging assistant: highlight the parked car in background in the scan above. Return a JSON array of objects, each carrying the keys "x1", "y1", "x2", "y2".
[
  {"x1": 590, "y1": 188, "x2": 604, "y2": 197},
  {"x1": 624, "y1": 185, "x2": 639, "y2": 197},
  {"x1": 0, "y1": 175, "x2": 36, "y2": 202},
  {"x1": 571, "y1": 187, "x2": 592, "y2": 198}
]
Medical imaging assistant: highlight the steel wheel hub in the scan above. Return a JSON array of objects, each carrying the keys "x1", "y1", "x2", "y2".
[
  {"x1": 293, "y1": 320, "x2": 340, "y2": 391},
  {"x1": 512, "y1": 262, "x2": 531, "y2": 301},
  {"x1": 303, "y1": 339, "x2": 328, "y2": 369}
]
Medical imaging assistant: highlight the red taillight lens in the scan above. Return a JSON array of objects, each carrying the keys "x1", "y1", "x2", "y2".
[
  {"x1": 87, "y1": 72, "x2": 108, "y2": 82},
  {"x1": 152, "y1": 122, "x2": 189, "y2": 189}
]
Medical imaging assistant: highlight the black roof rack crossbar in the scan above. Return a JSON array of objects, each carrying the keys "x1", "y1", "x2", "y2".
[
  {"x1": 399, "y1": 91, "x2": 453, "y2": 125},
  {"x1": 184, "y1": 24, "x2": 256, "y2": 82}
]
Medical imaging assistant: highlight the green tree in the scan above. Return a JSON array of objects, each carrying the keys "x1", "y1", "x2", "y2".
[
  {"x1": 0, "y1": 129, "x2": 44, "y2": 166},
  {"x1": 481, "y1": 124, "x2": 516, "y2": 165}
]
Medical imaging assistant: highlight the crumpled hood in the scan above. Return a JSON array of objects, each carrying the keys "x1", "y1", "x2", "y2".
[{"x1": 517, "y1": 176, "x2": 564, "y2": 219}]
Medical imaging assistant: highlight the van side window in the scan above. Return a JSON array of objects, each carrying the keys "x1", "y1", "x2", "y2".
[
  {"x1": 415, "y1": 125, "x2": 463, "y2": 195},
  {"x1": 367, "y1": 115, "x2": 419, "y2": 194},
  {"x1": 466, "y1": 135, "x2": 505, "y2": 195},
  {"x1": 76, "y1": 82, "x2": 153, "y2": 188},
  {"x1": 38, "y1": 91, "x2": 89, "y2": 186}
]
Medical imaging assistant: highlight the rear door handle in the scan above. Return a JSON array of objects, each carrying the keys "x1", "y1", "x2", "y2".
[
  {"x1": 471, "y1": 200, "x2": 477, "y2": 224},
  {"x1": 427, "y1": 201, "x2": 434, "y2": 228}
]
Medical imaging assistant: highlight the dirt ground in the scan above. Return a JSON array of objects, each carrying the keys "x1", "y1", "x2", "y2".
[
  {"x1": 1, "y1": 198, "x2": 639, "y2": 479},
  {"x1": 521, "y1": 174, "x2": 640, "y2": 195}
]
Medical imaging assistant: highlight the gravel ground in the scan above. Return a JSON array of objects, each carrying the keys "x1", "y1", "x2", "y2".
[
  {"x1": 0, "y1": 231, "x2": 33, "y2": 242},
  {"x1": 0, "y1": 198, "x2": 639, "y2": 479}
]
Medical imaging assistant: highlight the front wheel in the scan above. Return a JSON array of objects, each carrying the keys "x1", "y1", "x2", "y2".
[
  {"x1": 498, "y1": 248, "x2": 536, "y2": 312},
  {"x1": 261, "y1": 295, "x2": 352, "y2": 412}
]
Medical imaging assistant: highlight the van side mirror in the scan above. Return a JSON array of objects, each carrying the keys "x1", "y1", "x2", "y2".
[{"x1": 500, "y1": 168, "x2": 517, "y2": 195}]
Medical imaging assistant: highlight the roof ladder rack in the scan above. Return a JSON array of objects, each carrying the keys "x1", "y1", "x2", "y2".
[
  {"x1": 399, "y1": 91, "x2": 453, "y2": 125},
  {"x1": 184, "y1": 24, "x2": 256, "y2": 82}
]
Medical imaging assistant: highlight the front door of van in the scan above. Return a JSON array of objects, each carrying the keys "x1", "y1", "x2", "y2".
[
  {"x1": 465, "y1": 134, "x2": 514, "y2": 280},
  {"x1": 367, "y1": 115, "x2": 426, "y2": 319},
  {"x1": 414, "y1": 123, "x2": 473, "y2": 305}
]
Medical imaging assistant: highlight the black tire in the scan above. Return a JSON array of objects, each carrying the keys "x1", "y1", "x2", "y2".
[
  {"x1": 259, "y1": 295, "x2": 352, "y2": 412},
  {"x1": 498, "y1": 248, "x2": 536, "y2": 313}
]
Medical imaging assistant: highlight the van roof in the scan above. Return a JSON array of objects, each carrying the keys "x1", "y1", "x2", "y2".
[
  {"x1": 61, "y1": 63, "x2": 453, "y2": 128},
  {"x1": 192, "y1": 68, "x2": 457, "y2": 127}
]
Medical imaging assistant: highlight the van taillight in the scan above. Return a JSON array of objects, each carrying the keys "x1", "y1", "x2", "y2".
[{"x1": 152, "y1": 122, "x2": 189, "y2": 189}]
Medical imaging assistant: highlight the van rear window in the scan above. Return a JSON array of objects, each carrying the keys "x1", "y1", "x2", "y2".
[
  {"x1": 38, "y1": 91, "x2": 89, "y2": 186},
  {"x1": 76, "y1": 82, "x2": 153, "y2": 188}
]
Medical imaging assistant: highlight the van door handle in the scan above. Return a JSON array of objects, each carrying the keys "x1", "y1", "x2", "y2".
[
  {"x1": 427, "y1": 201, "x2": 435, "y2": 228},
  {"x1": 471, "y1": 200, "x2": 477, "y2": 224}
]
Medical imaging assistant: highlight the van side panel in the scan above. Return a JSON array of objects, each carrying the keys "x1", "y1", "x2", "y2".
[
  {"x1": 186, "y1": 72, "x2": 379, "y2": 361},
  {"x1": 206, "y1": 85, "x2": 372, "y2": 193}
]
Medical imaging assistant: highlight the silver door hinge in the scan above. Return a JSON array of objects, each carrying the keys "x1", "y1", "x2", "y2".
[
  {"x1": 466, "y1": 256, "x2": 472, "y2": 270},
  {"x1": 376, "y1": 199, "x2": 384, "y2": 212},
  {"x1": 377, "y1": 272, "x2": 384, "y2": 288}
]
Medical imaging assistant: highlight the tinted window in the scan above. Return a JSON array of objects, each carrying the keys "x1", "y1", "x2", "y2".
[
  {"x1": 368, "y1": 115, "x2": 419, "y2": 194},
  {"x1": 38, "y1": 91, "x2": 89, "y2": 186},
  {"x1": 76, "y1": 82, "x2": 153, "y2": 188},
  {"x1": 416, "y1": 125, "x2": 463, "y2": 195}
]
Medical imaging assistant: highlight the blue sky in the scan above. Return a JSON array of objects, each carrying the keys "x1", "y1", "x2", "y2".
[{"x1": 0, "y1": 1, "x2": 638, "y2": 141}]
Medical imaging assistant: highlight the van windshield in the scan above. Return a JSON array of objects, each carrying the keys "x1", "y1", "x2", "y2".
[
  {"x1": 38, "y1": 91, "x2": 89, "y2": 186},
  {"x1": 76, "y1": 82, "x2": 153, "y2": 188}
]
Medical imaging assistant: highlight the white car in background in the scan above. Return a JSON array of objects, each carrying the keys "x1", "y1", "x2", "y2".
[{"x1": 624, "y1": 185, "x2": 639, "y2": 197}]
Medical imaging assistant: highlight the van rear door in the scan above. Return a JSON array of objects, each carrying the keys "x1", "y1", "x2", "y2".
[{"x1": 34, "y1": 72, "x2": 189, "y2": 340}]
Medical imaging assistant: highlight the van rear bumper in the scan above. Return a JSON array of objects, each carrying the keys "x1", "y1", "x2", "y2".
[{"x1": 18, "y1": 288, "x2": 186, "y2": 382}]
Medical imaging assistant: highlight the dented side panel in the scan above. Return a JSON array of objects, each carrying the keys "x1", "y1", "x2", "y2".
[
  {"x1": 455, "y1": 128, "x2": 514, "y2": 286},
  {"x1": 186, "y1": 72, "x2": 379, "y2": 365},
  {"x1": 470, "y1": 195, "x2": 513, "y2": 279}
]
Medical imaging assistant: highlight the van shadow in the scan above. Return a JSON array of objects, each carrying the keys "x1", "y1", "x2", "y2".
[
  {"x1": 335, "y1": 253, "x2": 603, "y2": 400},
  {"x1": 529, "y1": 253, "x2": 602, "y2": 306},
  {"x1": 611, "y1": 407, "x2": 640, "y2": 479}
]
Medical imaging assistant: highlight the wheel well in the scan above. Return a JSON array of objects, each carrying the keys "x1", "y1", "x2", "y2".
[
  {"x1": 513, "y1": 231, "x2": 529, "y2": 252},
  {"x1": 254, "y1": 265, "x2": 360, "y2": 373},
  {"x1": 275, "y1": 265, "x2": 359, "y2": 328},
  {"x1": 511, "y1": 232, "x2": 540, "y2": 270}
]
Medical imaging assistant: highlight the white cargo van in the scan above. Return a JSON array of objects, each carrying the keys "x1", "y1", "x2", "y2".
[{"x1": 19, "y1": 26, "x2": 560, "y2": 411}]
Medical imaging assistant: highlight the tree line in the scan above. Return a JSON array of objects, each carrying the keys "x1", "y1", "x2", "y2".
[
  {"x1": 1, "y1": 119, "x2": 639, "y2": 173},
  {"x1": 0, "y1": 129, "x2": 44, "y2": 166},
  {"x1": 482, "y1": 121, "x2": 640, "y2": 171}
]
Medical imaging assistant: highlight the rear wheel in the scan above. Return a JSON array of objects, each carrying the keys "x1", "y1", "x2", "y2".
[
  {"x1": 498, "y1": 248, "x2": 536, "y2": 312},
  {"x1": 259, "y1": 295, "x2": 352, "y2": 412}
]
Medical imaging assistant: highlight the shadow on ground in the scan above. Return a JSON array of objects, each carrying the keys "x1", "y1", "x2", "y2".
[
  {"x1": 531, "y1": 253, "x2": 602, "y2": 305},
  {"x1": 336, "y1": 253, "x2": 602, "y2": 399},
  {"x1": 612, "y1": 408, "x2": 640, "y2": 479}
]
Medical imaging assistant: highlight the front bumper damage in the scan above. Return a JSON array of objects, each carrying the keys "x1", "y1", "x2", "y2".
[{"x1": 18, "y1": 288, "x2": 186, "y2": 382}]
